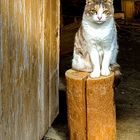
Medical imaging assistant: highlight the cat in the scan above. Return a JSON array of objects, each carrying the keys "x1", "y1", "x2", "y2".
[{"x1": 72, "y1": 0, "x2": 121, "y2": 79}]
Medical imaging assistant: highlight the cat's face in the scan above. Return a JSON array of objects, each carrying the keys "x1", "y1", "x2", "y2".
[{"x1": 84, "y1": 0, "x2": 114, "y2": 24}]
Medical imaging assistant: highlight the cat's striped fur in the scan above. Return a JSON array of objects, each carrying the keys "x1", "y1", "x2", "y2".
[{"x1": 72, "y1": 0, "x2": 121, "y2": 78}]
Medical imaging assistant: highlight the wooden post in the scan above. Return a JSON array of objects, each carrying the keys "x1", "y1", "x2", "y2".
[
  {"x1": 86, "y1": 73, "x2": 116, "y2": 140},
  {"x1": 65, "y1": 69, "x2": 116, "y2": 140},
  {"x1": 65, "y1": 70, "x2": 89, "y2": 140}
]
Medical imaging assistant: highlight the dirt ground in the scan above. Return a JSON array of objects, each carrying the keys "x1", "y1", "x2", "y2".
[{"x1": 44, "y1": 20, "x2": 140, "y2": 140}]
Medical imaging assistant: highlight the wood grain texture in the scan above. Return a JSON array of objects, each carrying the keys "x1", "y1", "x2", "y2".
[
  {"x1": 122, "y1": 0, "x2": 135, "y2": 19},
  {"x1": 48, "y1": 0, "x2": 60, "y2": 125},
  {"x1": 87, "y1": 73, "x2": 116, "y2": 140},
  {"x1": 65, "y1": 70, "x2": 116, "y2": 140},
  {"x1": 0, "y1": 0, "x2": 59, "y2": 140},
  {"x1": 65, "y1": 69, "x2": 88, "y2": 140}
]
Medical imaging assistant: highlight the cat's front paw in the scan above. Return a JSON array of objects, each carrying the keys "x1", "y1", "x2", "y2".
[
  {"x1": 90, "y1": 70, "x2": 100, "y2": 78},
  {"x1": 101, "y1": 67, "x2": 110, "y2": 76}
]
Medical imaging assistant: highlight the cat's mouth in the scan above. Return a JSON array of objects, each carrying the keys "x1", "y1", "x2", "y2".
[{"x1": 96, "y1": 20, "x2": 104, "y2": 24}]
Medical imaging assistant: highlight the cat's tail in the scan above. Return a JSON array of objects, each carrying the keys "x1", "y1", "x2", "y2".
[{"x1": 110, "y1": 63, "x2": 122, "y2": 88}]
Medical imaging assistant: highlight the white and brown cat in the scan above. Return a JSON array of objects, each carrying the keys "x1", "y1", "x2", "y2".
[{"x1": 72, "y1": 0, "x2": 121, "y2": 79}]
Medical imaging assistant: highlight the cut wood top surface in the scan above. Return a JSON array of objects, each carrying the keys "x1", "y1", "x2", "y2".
[
  {"x1": 65, "y1": 69, "x2": 89, "y2": 80},
  {"x1": 65, "y1": 69, "x2": 114, "y2": 80}
]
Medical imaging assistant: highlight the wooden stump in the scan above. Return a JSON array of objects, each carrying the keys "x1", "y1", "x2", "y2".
[{"x1": 65, "y1": 69, "x2": 116, "y2": 140}]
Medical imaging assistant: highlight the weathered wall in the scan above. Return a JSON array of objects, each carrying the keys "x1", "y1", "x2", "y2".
[
  {"x1": 46, "y1": 0, "x2": 60, "y2": 125},
  {"x1": 0, "y1": 0, "x2": 59, "y2": 140}
]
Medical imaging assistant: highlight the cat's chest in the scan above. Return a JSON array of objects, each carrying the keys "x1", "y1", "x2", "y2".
[
  {"x1": 85, "y1": 26, "x2": 111, "y2": 41},
  {"x1": 83, "y1": 22, "x2": 115, "y2": 46}
]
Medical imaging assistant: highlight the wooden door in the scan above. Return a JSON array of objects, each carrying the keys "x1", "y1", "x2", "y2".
[
  {"x1": 0, "y1": 0, "x2": 59, "y2": 140},
  {"x1": 46, "y1": 0, "x2": 60, "y2": 125}
]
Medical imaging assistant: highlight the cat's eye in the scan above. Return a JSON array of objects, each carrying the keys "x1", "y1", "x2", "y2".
[
  {"x1": 103, "y1": 10, "x2": 109, "y2": 15},
  {"x1": 87, "y1": 1, "x2": 91, "y2": 5},
  {"x1": 90, "y1": 9, "x2": 97, "y2": 14}
]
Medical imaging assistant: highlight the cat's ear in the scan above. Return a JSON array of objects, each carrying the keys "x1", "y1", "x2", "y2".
[{"x1": 86, "y1": 0, "x2": 113, "y2": 5}]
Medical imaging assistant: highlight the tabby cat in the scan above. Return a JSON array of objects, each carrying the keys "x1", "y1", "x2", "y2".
[{"x1": 72, "y1": 0, "x2": 121, "y2": 78}]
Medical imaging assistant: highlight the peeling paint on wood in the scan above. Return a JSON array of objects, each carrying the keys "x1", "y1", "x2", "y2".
[{"x1": 0, "y1": 0, "x2": 60, "y2": 140}]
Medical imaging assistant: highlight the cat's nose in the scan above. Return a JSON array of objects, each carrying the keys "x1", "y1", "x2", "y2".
[{"x1": 97, "y1": 16, "x2": 102, "y2": 20}]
